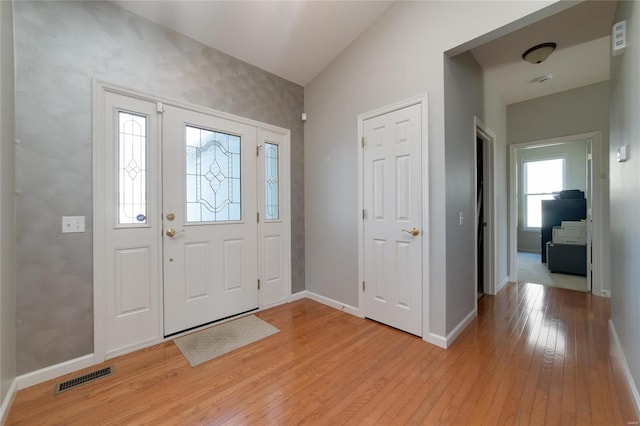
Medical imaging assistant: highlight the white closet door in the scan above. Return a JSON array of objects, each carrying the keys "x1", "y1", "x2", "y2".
[{"x1": 363, "y1": 103, "x2": 423, "y2": 336}]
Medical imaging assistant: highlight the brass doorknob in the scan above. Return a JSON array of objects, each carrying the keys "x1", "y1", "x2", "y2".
[
  {"x1": 166, "y1": 228, "x2": 184, "y2": 238},
  {"x1": 401, "y1": 228, "x2": 420, "y2": 237}
]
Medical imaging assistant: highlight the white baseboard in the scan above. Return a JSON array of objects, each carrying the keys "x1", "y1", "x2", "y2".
[
  {"x1": 496, "y1": 276, "x2": 509, "y2": 294},
  {"x1": 423, "y1": 309, "x2": 478, "y2": 349},
  {"x1": 289, "y1": 290, "x2": 308, "y2": 302},
  {"x1": 423, "y1": 333, "x2": 447, "y2": 348},
  {"x1": 601, "y1": 289, "x2": 611, "y2": 298},
  {"x1": 609, "y1": 319, "x2": 640, "y2": 419},
  {"x1": 304, "y1": 291, "x2": 361, "y2": 317},
  {"x1": 443, "y1": 308, "x2": 477, "y2": 349},
  {"x1": 0, "y1": 379, "x2": 17, "y2": 425},
  {"x1": 16, "y1": 354, "x2": 95, "y2": 390}
]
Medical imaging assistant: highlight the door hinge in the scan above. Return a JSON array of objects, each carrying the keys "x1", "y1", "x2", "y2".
[
  {"x1": 257, "y1": 145, "x2": 260, "y2": 156},
  {"x1": 361, "y1": 137, "x2": 365, "y2": 148},
  {"x1": 362, "y1": 209, "x2": 367, "y2": 220},
  {"x1": 257, "y1": 212, "x2": 260, "y2": 223},
  {"x1": 587, "y1": 153, "x2": 592, "y2": 161},
  {"x1": 258, "y1": 279, "x2": 261, "y2": 290},
  {"x1": 362, "y1": 281, "x2": 366, "y2": 291},
  {"x1": 156, "y1": 102, "x2": 164, "y2": 113}
]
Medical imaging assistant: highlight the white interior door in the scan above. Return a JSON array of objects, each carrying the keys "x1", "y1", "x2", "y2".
[
  {"x1": 162, "y1": 106, "x2": 258, "y2": 336},
  {"x1": 363, "y1": 103, "x2": 423, "y2": 336}
]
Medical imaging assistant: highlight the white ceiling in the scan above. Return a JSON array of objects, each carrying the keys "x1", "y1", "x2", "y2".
[
  {"x1": 114, "y1": 0, "x2": 393, "y2": 87},
  {"x1": 470, "y1": 1, "x2": 617, "y2": 105},
  {"x1": 114, "y1": 0, "x2": 617, "y2": 103}
]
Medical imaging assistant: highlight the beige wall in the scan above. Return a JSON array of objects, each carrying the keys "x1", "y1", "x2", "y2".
[
  {"x1": 610, "y1": 0, "x2": 640, "y2": 406},
  {"x1": 0, "y1": 0, "x2": 17, "y2": 403},
  {"x1": 304, "y1": 1, "x2": 560, "y2": 338}
]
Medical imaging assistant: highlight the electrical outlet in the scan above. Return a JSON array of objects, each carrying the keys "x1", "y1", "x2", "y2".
[{"x1": 62, "y1": 216, "x2": 85, "y2": 233}]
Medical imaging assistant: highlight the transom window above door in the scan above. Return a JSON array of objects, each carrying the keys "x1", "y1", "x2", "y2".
[{"x1": 523, "y1": 157, "x2": 565, "y2": 229}]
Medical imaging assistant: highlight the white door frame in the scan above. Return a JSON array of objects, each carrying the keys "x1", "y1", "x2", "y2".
[
  {"x1": 92, "y1": 80, "x2": 291, "y2": 362},
  {"x1": 356, "y1": 94, "x2": 431, "y2": 342},
  {"x1": 508, "y1": 131, "x2": 602, "y2": 296},
  {"x1": 474, "y1": 118, "x2": 497, "y2": 297}
]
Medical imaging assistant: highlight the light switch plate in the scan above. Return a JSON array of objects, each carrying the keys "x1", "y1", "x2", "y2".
[
  {"x1": 62, "y1": 216, "x2": 85, "y2": 233},
  {"x1": 617, "y1": 145, "x2": 629, "y2": 162}
]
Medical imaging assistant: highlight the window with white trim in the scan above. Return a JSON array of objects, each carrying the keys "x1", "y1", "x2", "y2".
[{"x1": 523, "y1": 158, "x2": 565, "y2": 229}]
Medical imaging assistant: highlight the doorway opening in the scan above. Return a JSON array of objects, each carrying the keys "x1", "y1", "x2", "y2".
[
  {"x1": 509, "y1": 132, "x2": 602, "y2": 295},
  {"x1": 476, "y1": 136, "x2": 485, "y2": 298},
  {"x1": 475, "y1": 119, "x2": 496, "y2": 301}
]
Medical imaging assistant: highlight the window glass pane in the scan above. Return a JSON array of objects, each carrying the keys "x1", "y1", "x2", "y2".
[
  {"x1": 264, "y1": 143, "x2": 279, "y2": 220},
  {"x1": 525, "y1": 158, "x2": 564, "y2": 194},
  {"x1": 185, "y1": 126, "x2": 241, "y2": 223},
  {"x1": 118, "y1": 111, "x2": 147, "y2": 225},
  {"x1": 526, "y1": 194, "x2": 555, "y2": 228}
]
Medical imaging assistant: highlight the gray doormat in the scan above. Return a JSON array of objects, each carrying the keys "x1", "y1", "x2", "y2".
[{"x1": 173, "y1": 315, "x2": 279, "y2": 367}]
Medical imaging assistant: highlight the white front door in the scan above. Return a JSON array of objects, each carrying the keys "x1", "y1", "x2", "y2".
[
  {"x1": 162, "y1": 106, "x2": 258, "y2": 335},
  {"x1": 95, "y1": 85, "x2": 291, "y2": 359},
  {"x1": 363, "y1": 103, "x2": 423, "y2": 336}
]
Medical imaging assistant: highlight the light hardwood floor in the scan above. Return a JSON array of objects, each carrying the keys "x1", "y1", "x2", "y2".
[{"x1": 7, "y1": 283, "x2": 638, "y2": 425}]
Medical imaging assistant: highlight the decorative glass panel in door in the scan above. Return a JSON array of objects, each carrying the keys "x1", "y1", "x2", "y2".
[
  {"x1": 185, "y1": 125, "x2": 241, "y2": 222},
  {"x1": 163, "y1": 105, "x2": 258, "y2": 336}
]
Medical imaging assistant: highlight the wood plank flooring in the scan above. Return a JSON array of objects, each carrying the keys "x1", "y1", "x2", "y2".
[{"x1": 7, "y1": 283, "x2": 638, "y2": 425}]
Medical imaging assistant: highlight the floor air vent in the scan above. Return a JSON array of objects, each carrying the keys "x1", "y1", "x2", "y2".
[{"x1": 54, "y1": 366, "x2": 114, "y2": 395}]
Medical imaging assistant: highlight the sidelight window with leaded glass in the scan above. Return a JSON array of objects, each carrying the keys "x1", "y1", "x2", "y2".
[
  {"x1": 117, "y1": 111, "x2": 147, "y2": 225},
  {"x1": 264, "y1": 142, "x2": 280, "y2": 220}
]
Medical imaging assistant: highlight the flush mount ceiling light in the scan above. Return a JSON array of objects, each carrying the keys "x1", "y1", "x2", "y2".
[{"x1": 522, "y1": 42, "x2": 557, "y2": 64}]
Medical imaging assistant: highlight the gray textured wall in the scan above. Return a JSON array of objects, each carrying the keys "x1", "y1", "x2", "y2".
[
  {"x1": 1, "y1": 0, "x2": 17, "y2": 399},
  {"x1": 14, "y1": 1, "x2": 304, "y2": 374}
]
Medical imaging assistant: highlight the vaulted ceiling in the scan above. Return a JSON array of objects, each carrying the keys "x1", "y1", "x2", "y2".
[
  {"x1": 114, "y1": 0, "x2": 393, "y2": 87},
  {"x1": 114, "y1": 1, "x2": 617, "y2": 104}
]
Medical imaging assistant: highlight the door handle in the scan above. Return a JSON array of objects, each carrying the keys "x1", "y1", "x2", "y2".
[
  {"x1": 166, "y1": 228, "x2": 184, "y2": 238},
  {"x1": 401, "y1": 228, "x2": 420, "y2": 237}
]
